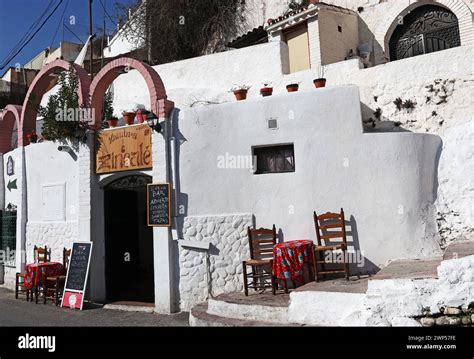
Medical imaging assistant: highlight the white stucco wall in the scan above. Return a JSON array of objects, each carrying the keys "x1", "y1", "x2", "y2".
[
  {"x1": 24, "y1": 141, "x2": 80, "y2": 263},
  {"x1": 172, "y1": 86, "x2": 442, "y2": 270}
]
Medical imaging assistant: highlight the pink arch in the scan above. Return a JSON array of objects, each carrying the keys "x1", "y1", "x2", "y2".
[
  {"x1": 89, "y1": 57, "x2": 174, "y2": 129},
  {"x1": 0, "y1": 105, "x2": 22, "y2": 153},
  {"x1": 19, "y1": 59, "x2": 91, "y2": 146}
]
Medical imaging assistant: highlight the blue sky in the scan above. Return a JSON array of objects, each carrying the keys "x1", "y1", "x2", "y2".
[{"x1": 0, "y1": 0, "x2": 135, "y2": 74}]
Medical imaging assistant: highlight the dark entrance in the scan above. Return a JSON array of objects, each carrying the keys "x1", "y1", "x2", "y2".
[
  {"x1": 104, "y1": 175, "x2": 154, "y2": 303},
  {"x1": 389, "y1": 5, "x2": 461, "y2": 61}
]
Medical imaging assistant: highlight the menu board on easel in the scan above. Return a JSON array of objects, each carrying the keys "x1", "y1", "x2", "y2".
[
  {"x1": 147, "y1": 183, "x2": 171, "y2": 227},
  {"x1": 61, "y1": 242, "x2": 93, "y2": 310}
]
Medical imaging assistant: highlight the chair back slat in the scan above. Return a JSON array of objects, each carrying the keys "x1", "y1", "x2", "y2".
[
  {"x1": 313, "y1": 209, "x2": 347, "y2": 247},
  {"x1": 34, "y1": 245, "x2": 51, "y2": 263},
  {"x1": 63, "y1": 248, "x2": 72, "y2": 273},
  {"x1": 247, "y1": 225, "x2": 277, "y2": 260}
]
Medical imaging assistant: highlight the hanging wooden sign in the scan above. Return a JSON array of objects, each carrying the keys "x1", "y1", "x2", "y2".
[{"x1": 96, "y1": 124, "x2": 153, "y2": 174}]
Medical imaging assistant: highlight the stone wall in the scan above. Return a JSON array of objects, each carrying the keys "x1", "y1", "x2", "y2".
[
  {"x1": 178, "y1": 213, "x2": 253, "y2": 311},
  {"x1": 25, "y1": 221, "x2": 78, "y2": 263},
  {"x1": 365, "y1": 255, "x2": 474, "y2": 326}
]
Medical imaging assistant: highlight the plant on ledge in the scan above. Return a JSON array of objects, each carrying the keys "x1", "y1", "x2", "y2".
[
  {"x1": 38, "y1": 64, "x2": 91, "y2": 142},
  {"x1": 102, "y1": 90, "x2": 115, "y2": 129}
]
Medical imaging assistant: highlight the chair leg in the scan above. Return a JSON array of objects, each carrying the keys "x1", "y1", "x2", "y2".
[
  {"x1": 55, "y1": 286, "x2": 59, "y2": 306},
  {"x1": 343, "y1": 249, "x2": 350, "y2": 280},
  {"x1": 270, "y1": 260, "x2": 276, "y2": 295},
  {"x1": 35, "y1": 287, "x2": 39, "y2": 304},
  {"x1": 251, "y1": 266, "x2": 257, "y2": 291},
  {"x1": 15, "y1": 274, "x2": 19, "y2": 299},
  {"x1": 242, "y1": 262, "x2": 249, "y2": 296},
  {"x1": 313, "y1": 250, "x2": 320, "y2": 282},
  {"x1": 283, "y1": 278, "x2": 288, "y2": 294}
]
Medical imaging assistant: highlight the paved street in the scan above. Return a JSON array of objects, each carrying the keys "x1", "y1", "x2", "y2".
[{"x1": 0, "y1": 287, "x2": 189, "y2": 326}]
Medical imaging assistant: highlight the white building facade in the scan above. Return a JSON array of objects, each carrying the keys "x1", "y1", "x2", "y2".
[{"x1": 0, "y1": 0, "x2": 472, "y2": 315}]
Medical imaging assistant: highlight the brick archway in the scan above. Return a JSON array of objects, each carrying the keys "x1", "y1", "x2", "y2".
[
  {"x1": 89, "y1": 57, "x2": 174, "y2": 129},
  {"x1": 375, "y1": 0, "x2": 474, "y2": 62},
  {"x1": 0, "y1": 105, "x2": 22, "y2": 153},
  {"x1": 19, "y1": 59, "x2": 91, "y2": 146}
]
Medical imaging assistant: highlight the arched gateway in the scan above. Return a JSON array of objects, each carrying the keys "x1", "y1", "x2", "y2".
[{"x1": 89, "y1": 57, "x2": 174, "y2": 129}]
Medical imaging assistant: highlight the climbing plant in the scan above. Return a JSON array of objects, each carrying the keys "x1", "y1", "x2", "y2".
[{"x1": 38, "y1": 65, "x2": 90, "y2": 142}]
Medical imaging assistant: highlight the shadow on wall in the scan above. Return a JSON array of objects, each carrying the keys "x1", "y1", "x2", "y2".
[
  {"x1": 312, "y1": 213, "x2": 380, "y2": 276},
  {"x1": 360, "y1": 102, "x2": 411, "y2": 133}
]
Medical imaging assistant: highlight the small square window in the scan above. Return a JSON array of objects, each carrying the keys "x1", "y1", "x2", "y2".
[
  {"x1": 253, "y1": 144, "x2": 295, "y2": 174},
  {"x1": 338, "y1": 26, "x2": 342, "y2": 33}
]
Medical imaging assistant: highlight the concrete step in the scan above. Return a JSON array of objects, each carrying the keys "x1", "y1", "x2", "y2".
[
  {"x1": 207, "y1": 292, "x2": 290, "y2": 323},
  {"x1": 190, "y1": 303, "x2": 304, "y2": 327}
]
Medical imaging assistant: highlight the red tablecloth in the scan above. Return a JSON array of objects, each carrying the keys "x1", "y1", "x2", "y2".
[
  {"x1": 273, "y1": 240, "x2": 314, "y2": 282},
  {"x1": 24, "y1": 262, "x2": 63, "y2": 290}
]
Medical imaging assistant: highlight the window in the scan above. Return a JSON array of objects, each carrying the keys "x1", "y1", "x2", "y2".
[
  {"x1": 253, "y1": 144, "x2": 295, "y2": 174},
  {"x1": 284, "y1": 23, "x2": 311, "y2": 73}
]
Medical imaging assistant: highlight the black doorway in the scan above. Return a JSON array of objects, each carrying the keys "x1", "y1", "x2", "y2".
[{"x1": 104, "y1": 175, "x2": 154, "y2": 303}]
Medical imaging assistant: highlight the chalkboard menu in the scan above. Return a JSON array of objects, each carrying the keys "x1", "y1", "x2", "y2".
[
  {"x1": 64, "y1": 242, "x2": 92, "y2": 291},
  {"x1": 147, "y1": 183, "x2": 171, "y2": 227}
]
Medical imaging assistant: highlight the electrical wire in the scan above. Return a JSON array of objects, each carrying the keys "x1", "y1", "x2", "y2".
[
  {"x1": 63, "y1": 24, "x2": 85, "y2": 45},
  {"x1": 97, "y1": 0, "x2": 117, "y2": 27},
  {"x1": 50, "y1": 0, "x2": 70, "y2": 49},
  {"x1": 0, "y1": 0, "x2": 64, "y2": 70},
  {"x1": 1, "y1": 0, "x2": 56, "y2": 64}
]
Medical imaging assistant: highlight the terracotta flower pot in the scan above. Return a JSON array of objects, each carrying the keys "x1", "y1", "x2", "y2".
[
  {"x1": 260, "y1": 87, "x2": 273, "y2": 97},
  {"x1": 122, "y1": 112, "x2": 136, "y2": 125},
  {"x1": 286, "y1": 84, "x2": 299, "y2": 92},
  {"x1": 136, "y1": 110, "x2": 149, "y2": 123},
  {"x1": 27, "y1": 134, "x2": 38, "y2": 143},
  {"x1": 313, "y1": 78, "x2": 327, "y2": 88},
  {"x1": 233, "y1": 89, "x2": 248, "y2": 101},
  {"x1": 107, "y1": 118, "x2": 119, "y2": 128}
]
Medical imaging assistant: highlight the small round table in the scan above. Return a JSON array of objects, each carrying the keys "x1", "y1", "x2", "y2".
[
  {"x1": 24, "y1": 262, "x2": 63, "y2": 290},
  {"x1": 273, "y1": 240, "x2": 314, "y2": 292}
]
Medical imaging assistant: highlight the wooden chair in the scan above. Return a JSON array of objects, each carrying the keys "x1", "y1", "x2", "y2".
[
  {"x1": 313, "y1": 209, "x2": 350, "y2": 281},
  {"x1": 34, "y1": 245, "x2": 51, "y2": 263},
  {"x1": 242, "y1": 225, "x2": 277, "y2": 296},
  {"x1": 41, "y1": 248, "x2": 71, "y2": 305},
  {"x1": 15, "y1": 245, "x2": 50, "y2": 301}
]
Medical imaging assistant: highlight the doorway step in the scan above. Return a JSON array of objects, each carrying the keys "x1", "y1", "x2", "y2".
[{"x1": 103, "y1": 301, "x2": 155, "y2": 313}]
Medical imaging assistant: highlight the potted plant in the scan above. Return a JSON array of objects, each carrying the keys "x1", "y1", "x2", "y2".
[
  {"x1": 107, "y1": 116, "x2": 119, "y2": 128},
  {"x1": 135, "y1": 104, "x2": 149, "y2": 123},
  {"x1": 313, "y1": 66, "x2": 327, "y2": 88},
  {"x1": 27, "y1": 132, "x2": 38, "y2": 143},
  {"x1": 231, "y1": 85, "x2": 251, "y2": 101},
  {"x1": 260, "y1": 82, "x2": 273, "y2": 97},
  {"x1": 122, "y1": 109, "x2": 136, "y2": 125},
  {"x1": 286, "y1": 82, "x2": 300, "y2": 92}
]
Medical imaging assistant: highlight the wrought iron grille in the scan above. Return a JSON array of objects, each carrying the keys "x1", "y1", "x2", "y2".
[{"x1": 389, "y1": 5, "x2": 461, "y2": 61}]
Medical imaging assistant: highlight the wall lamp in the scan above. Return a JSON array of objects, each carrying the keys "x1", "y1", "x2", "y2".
[{"x1": 146, "y1": 112, "x2": 162, "y2": 133}]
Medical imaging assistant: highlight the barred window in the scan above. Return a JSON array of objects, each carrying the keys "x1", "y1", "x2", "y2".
[{"x1": 253, "y1": 144, "x2": 295, "y2": 174}]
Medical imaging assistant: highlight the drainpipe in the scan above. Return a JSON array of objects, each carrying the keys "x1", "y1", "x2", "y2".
[{"x1": 168, "y1": 108, "x2": 180, "y2": 240}]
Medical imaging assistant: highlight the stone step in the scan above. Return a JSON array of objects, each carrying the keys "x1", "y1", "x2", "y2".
[
  {"x1": 207, "y1": 292, "x2": 290, "y2": 323},
  {"x1": 190, "y1": 303, "x2": 303, "y2": 327}
]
